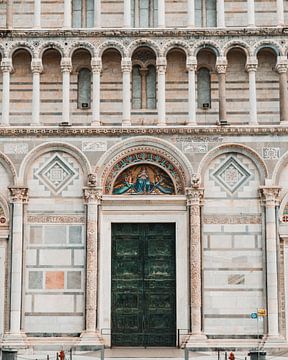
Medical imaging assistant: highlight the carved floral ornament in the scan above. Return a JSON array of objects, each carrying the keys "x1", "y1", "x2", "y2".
[
  {"x1": 0, "y1": 205, "x2": 7, "y2": 226},
  {"x1": 103, "y1": 149, "x2": 186, "y2": 195}
]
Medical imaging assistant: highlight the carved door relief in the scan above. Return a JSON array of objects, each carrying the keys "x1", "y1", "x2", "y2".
[{"x1": 111, "y1": 223, "x2": 176, "y2": 346}]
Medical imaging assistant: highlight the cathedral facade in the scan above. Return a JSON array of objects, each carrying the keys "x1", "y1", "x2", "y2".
[{"x1": 0, "y1": 0, "x2": 288, "y2": 353}]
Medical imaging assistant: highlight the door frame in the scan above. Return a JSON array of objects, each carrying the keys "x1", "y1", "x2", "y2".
[{"x1": 98, "y1": 195, "x2": 189, "y2": 347}]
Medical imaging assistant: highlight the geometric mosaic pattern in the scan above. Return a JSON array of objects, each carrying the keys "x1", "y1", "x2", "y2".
[
  {"x1": 35, "y1": 154, "x2": 77, "y2": 195},
  {"x1": 213, "y1": 156, "x2": 251, "y2": 193}
]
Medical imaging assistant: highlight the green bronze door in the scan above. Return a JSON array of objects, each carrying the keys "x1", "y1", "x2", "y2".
[{"x1": 111, "y1": 223, "x2": 176, "y2": 347}]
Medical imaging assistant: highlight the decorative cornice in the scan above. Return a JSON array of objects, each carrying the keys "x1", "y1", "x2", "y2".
[
  {"x1": 3, "y1": 125, "x2": 288, "y2": 137},
  {"x1": 0, "y1": 27, "x2": 287, "y2": 38}
]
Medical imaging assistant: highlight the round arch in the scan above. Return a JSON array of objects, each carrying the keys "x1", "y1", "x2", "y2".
[
  {"x1": 0, "y1": 192, "x2": 9, "y2": 226},
  {"x1": 193, "y1": 41, "x2": 221, "y2": 57},
  {"x1": 197, "y1": 143, "x2": 268, "y2": 185},
  {"x1": 0, "y1": 151, "x2": 17, "y2": 185},
  {"x1": 223, "y1": 41, "x2": 250, "y2": 58},
  {"x1": 254, "y1": 41, "x2": 282, "y2": 57},
  {"x1": 162, "y1": 41, "x2": 191, "y2": 58},
  {"x1": 97, "y1": 41, "x2": 126, "y2": 58},
  {"x1": 127, "y1": 39, "x2": 161, "y2": 58},
  {"x1": 271, "y1": 149, "x2": 288, "y2": 185},
  {"x1": 69, "y1": 42, "x2": 96, "y2": 58},
  {"x1": 95, "y1": 136, "x2": 194, "y2": 193},
  {"x1": 38, "y1": 42, "x2": 65, "y2": 59},
  {"x1": 9, "y1": 43, "x2": 35, "y2": 59},
  {"x1": 19, "y1": 142, "x2": 92, "y2": 184}
]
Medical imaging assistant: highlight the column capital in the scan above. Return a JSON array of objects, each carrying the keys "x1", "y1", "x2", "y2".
[
  {"x1": 259, "y1": 186, "x2": 281, "y2": 207},
  {"x1": 83, "y1": 187, "x2": 102, "y2": 204},
  {"x1": 276, "y1": 57, "x2": 288, "y2": 74},
  {"x1": 186, "y1": 56, "x2": 197, "y2": 71},
  {"x1": 1, "y1": 58, "x2": 13, "y2": 73},
  {"x1": 216, "y1": 57, "x2": 227, "y2": 74},
  {"x1": 60, "y1": 57, "x2": 72, "y2": 72},
  {"x1": 31, "y1": 58, "x2": 43, "y2": 73},
  {"x1": 246, "y1": 57, "x2": 258, "y2": 72},
  {"x1": 91, "y1": 57, "x2": 102, "y2": 73},
  {"x1": 156, "y1": 57, "x2": 167, "y2": 72},
  {"x1": 9, "y1": 187, "x2": 28, "y2": 203},
  {"x1": 121, "y1": 57, "x2": 132, "y2": 72},
  {"x1": 185, "y1": 187, "x2": 204, "y2": 206}
]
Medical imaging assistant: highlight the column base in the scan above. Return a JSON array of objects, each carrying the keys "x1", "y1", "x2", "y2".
[
  {"x1": 91, "y1": 121, "x2": 101, "y2": 127},
  {"x1": 79, "y1": 330, "x2": 104, "y2": 347},
  {"x1": 279, "y1": 121, "x2": 288, "y2": 126},
  {"x1": 185, "y1": 333, "x2": 208, "y2": 347},
  {"x1": 2, "y1": 331, "x2": 28, "y2": 349}
]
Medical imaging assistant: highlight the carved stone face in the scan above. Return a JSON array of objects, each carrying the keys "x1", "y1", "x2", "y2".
[{"x1": 88, "y1": 173, "x2": 97, "y2": 186}]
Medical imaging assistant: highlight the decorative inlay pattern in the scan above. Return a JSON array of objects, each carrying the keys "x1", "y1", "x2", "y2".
[
  {"x1": 203, "y1": 214, "x2": 261, "y2": 224},
  {"x1": 262, "y1": 147, "x2": 280, "y2": 160},
  {"x1": 27, "y1": 215, "x2": 85, "y2": 223},
  {"x1": 35, "y1": 154, "x2": 77, "y2": 195},
  {"x1": 213, "y1": 157, "x2": 251, "y2": 193}
]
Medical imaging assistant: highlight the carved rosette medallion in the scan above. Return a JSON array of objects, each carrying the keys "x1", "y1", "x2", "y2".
[
  {"x1": 9, "y1": 187, "x2": 28, "y2": 203},
  {"x1": 103, "y1": 148, "x2": 185, "y2": 195}
]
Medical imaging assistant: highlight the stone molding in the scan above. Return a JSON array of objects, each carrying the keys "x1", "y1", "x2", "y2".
[
  {"x1": 4, "y1": 126, "x2": 288, "y2": 137},
  {"x1": 9, "y1": 187, "x2": 28, "y2": 202},
  {"x1": 27, "y1": 214, "x2": 85, "y2": 223}
]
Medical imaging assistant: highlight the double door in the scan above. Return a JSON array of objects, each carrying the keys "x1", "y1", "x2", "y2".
[{"x1": 111, "y1": 223, "x2": 176, "y2": 346}]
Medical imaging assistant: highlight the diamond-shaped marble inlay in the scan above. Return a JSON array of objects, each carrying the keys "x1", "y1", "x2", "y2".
[
  {"x1": 35, "y1": 154, "x2": 76, "y2": 194},
  {"x1": 213, "y1": 157, "x2": 251, "y2": 193}
]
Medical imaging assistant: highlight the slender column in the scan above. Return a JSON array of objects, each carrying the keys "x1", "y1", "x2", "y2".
[
  {"x1": 216, "y1": 58, "x2": 227, "y2": 123},
  {"x1": 186, "y1": 185, "x2": 204, "y2": 336},
  {"x1": 276, "y1": 58, "x2": 288, "y2": 123},
  {"x1": 276, "y1": 0, "x2": 284, "y2": 26},
  {"x1": 9, "y1": 187, "x2": 28, "y2": 334},
  {"x1": 31, "y1": 59, "x2": 43, "y2": 126},
  {"x1": 33, "y1": 0, "x2": 41, "y2": 28},
  {"x1": 140, "y1": 68, "x2": 148, "y2": 109},
  {"x1": 83, "y1": 185, "x2": 102, "y2": 333},
  {"x1": 217, "y1": 0, "x2": 225, "y2": 27},
  {"x1": 6, "y1": 0, "x2": 13, "y2": 29},
  {"x1": 187, "y1": 56, "x2": 197, "y2": 126},
  {"x1": 158, "y1": 0, "x2": 165, "y2": 27},
  {"x1": 156, "y1": 57, "x2": 167, "y2": 126},
  {"x1": 1, "y1": 58, "x2": 13, "y2": 126},
  {"x1": 260, "y1": 187, "x2": 281, "y2": 338},
  {"x1": 245, "y1": 58, "x2": 258, "y2": 125},
  {"x1": 94, "y1": 0, "x2": 101, "y2": 27},
  {"x1": 121, "y1": 58, "x2": 132, "y2": 126},
  {"x1": 91, "y1": 57, "x2": 102, "y2": 126},
  {"x1": 61, "y1": 58, "x2": 72, "y2": 124},
  {"x1": 187, "y1": 0, "x2": 195, "y2": 27},
  {"x1": 64, "y1": 0, "x2": 72, "y2": 28},
  {"x1": 247, "y1": 0, "x2": 255, "y2": 27},
  {"x1": 123, "y1": 0, "x2": 131, "y2": 27}
]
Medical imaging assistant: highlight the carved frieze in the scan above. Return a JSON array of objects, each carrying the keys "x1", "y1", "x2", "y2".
[
  {"x1": 203, "y1": 214, "x2": 262, "y2": 224},
  {"x1": 27, "y1": 214, "x2": 85, "y2": 223}
]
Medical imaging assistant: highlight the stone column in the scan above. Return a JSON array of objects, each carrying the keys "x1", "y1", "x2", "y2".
[
  {"x1": 91, "y1": 57, "x2": 102, "y2": 126},
  {"x1": 94, "y1": 0, "x2": 101, "y2": 27},
  {"x1": 123, "y1": 0, "x2": 131, "y2": 27},
  {"x1": 276, "y1": 57, "x2": 288, "y2": 123},
  {"x1": 33, "y1": 0, "x2": 41, "y2": 28},
  {"x1": 121, "y1": 58, "x2": 132, "y2": 126},
  {"x1": 245, "y1": 58, "x2": 258, "y2": 125},
  {"x1": 276, "y1": 0, "x2": 284, "y2": 26},
  {"x1": 158, "y1": 0, "x2": 165, "y2": 27},
  {"x1": 1, "y1": 58, "x2": 13, "y2": 126},
  {"x1": 187, "y1": 0, "x2": 195, "y2": 27},
  {"x1": 186, "y1": 186, "x2": 204, "y2": 336},
  {"x1": 64, "y1": 0, "x2": 72, "y2": 28},
  {"x1": 61, "y1": 57, "x2": 72, "y2": 124},
  {"x1": 187, "y1": 56, "x2": 197, "y2": 126},
  {"x1": 260, "y1": 186, "x2": 281, "y2": 338},
  {"x1": 83, "y1": 186, "x2": 102, "y2": 334},
  {"x1": 31, "y1": 59, "x2": 43, "y2": 126},
  {"x1": 216, "y1": 58, "x2": 227, "y2": 123},
  {"x1": 156, "y1": 57, "x2": 167, "y2": 126},
  {"x1": 6, "y1": 0, "x2": 13, "y2": 29},
  {"x1": 217, "y1": 0, "x2": 225, "y2": 27},
  {"x1": 247, "y1": 0, "x2": 255, "y2": 27},
  {"x1": 8, "y1": 187, "x2": 28, "y2": 335}
]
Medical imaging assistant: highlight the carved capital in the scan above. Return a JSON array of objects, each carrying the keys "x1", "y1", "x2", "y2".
[
  {"x1": 60, "y1": 57, "x2": 72, "y2": 73},
  {"x1": 91, "y1": 57, "x2": 102, "y2": 73},
  {"x1": 9, "y1": 187, "x2": 28, "y2": 202},
  {"x1": 276, "y1": 62, "x2": 288, "y2": 74},
  {"x1": 31, "y1": 58, "x2": 43, "y2": 74},
  {"x1": 246, "y1": 63, "x2": 258, "y2": 72},
  {"x1": 186, "y1": 56, "x2": 197, "y2": 72},
  {"x1": 259, "y1": 186, "x2": 281, "y2": 207},
  {"x1": 121, "y1": 57, "x2": 132, "y2": 72},
  {"x1": 216, "y1": 57, "x2": 227, "y2": 74},
  {"x1": 83, "y1": 187, "x2": 102, "y2": 204},
  {"x1": 1, "y1": 58, "x2": 13, "y2": 73},
  {"x1": 186, "y1": 187, "x2": 204, "y2": 207},
  {"x1": 156, "y1": 57, "x2": 167, "y2": 73}
]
